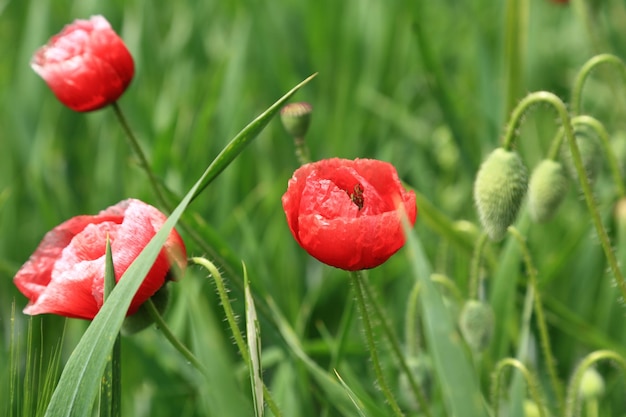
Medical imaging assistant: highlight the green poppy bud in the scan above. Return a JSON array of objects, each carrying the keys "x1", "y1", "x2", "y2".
[
  {"x1": 280, "y1": 102, "x2": 312, "y2": 138},
  {"x1": 523, "y1": 400, "x2": 545, "y2": 417},
  {"x1": 579, "y1": 367, "x2": 604, "y2": 400},
  {"x1": 458, "y1": 300, "x2": 494, "y2": 352},
  {"x1": 474, "y1": 148, "x2": 528, "y2": 241},
  {"x1": 122, "y1": 283, "x2": 171, "y2": 335},
  {"x1": 562, "y1": 132, "x2": 601, "y2": 186},
  {"x1": 528, "y1": 159, "x2": 568, "y2": 222}
]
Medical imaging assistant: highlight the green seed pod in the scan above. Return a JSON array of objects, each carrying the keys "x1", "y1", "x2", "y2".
[
  {"x1": 528, "y1": 159, "x2": 568, "y2": 223},
  {"x1": 561, "y1": 132, "x2": 601, "y2": 186},
  {"x1": 458, "y1": 300, "x2": 494, "y2": 352},
  {"x1": 280, "y1": 102, "x2": 312, "y2": 138},
  {"x1": 523, "y1": 400, "x2": 545, "y2": 417},
  {"x1": 579, "y1": 367, "x2": 605, "y2": 400},
  {"x1": 122, "y1": 283, "x2": 171, "y2": 335},
  {"x1": 474, "y1": 148, "x2": 528, "y2": 241}
]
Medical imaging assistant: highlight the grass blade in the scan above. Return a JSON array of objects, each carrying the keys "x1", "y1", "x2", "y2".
[
  {"x1": 245, "y1": 264, "x2": 264, "y2": 417},
  {"x1": 403, "y1": 221, "x2": 488, "y2": 417},
  {"x1": 99, "y1": 238, "x2": 121, "y2": 417},
  {"x1": 43, "y1": 74, "x2": 316, "y2": 417}
]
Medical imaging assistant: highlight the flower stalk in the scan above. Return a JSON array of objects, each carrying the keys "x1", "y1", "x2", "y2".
[
  {"x1": 349, "y1": 270, "x2": 404, "y2": 417},
  {"x1": 191, "y1": 257, "x2": 282, "y2": 417},
  {"x1": 508, "y1": 227, "x2": 563, "y2": 412},
  {"x1": 563, "y1": 350, "x2": 626, "y2": 417},
  {"x1": 502, "y1": 91, "x2": 626, "y2": 305},
  {"x1": 490, "y1": 358, "x2": 547, "y2": 417},
  {"x1": 111, "y1": 102, "x2": 171, "y2": 211}
]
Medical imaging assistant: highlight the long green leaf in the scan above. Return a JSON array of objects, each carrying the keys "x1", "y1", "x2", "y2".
[
  {"x1": 43, "y1": 73, "x2": 316, "y2": 417},
  {"x1": 403, "y1": 222, "x2": 488, "y2": 417}
]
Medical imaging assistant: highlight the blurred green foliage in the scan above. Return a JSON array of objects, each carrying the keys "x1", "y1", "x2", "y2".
[{"x1": 4, "y1": 0, "x2": 626, "y2": 415}]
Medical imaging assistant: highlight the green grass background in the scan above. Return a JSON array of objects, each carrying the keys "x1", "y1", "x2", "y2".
[{"x1": 3, "y1": 0, "x2": 626, "y2": 415}]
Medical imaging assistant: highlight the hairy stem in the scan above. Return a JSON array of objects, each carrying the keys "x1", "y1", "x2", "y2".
[
  {"x1": 502, "y1": 91, "x2": 626, "y2": 306},
  {"x1": 490, "y1": 358, "x2": 547, "y2": 417},
  {"x1": 190, "y1": 257, "x2": 282, "y2": 417},
  {"x1": 564, "y1": 350, "x2": 626, "y2": 417},
  {"x1": 508, "y1": 227, "x2": 563, "y2": 412},
  {"x1": 349, "y1": 271, "x2": 404, "y2": 417}
]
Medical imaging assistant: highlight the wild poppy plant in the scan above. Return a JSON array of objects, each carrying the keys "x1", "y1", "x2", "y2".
[
  {"x1": 13, "y1": 199, "x2": 187, "y2": 320},
  {"x1": 31, "y1": 15, "x2": 135, "y2": 112},
  {"x1": 282, "y1": 158, "x2": 417, "y2": 271}
]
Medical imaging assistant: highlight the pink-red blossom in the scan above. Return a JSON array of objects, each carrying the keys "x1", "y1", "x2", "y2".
[
  {"x1": 14, "y1": 199, "x2": 186, "y2": 320},
  {"x1": 282, "y1": 158, "x2": 417, "y2": 270},
  {"x1": 31, "y1": 15, "x2": 134, "y2": 112}
]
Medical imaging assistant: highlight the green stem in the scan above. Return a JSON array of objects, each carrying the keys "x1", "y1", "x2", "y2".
[
  {"x1": 294, "y1": 136, "x2": 311, "y2": 165},
  {"x1": 404, "y1": 281, "x2": 421, "y2": 359},
  {"x1": 563, "y1": 350, "x2": 626, "y2": 417},
  {"x1": 502, "y1": 91, "x2": 626, "y2": 304},
  {"x1": 349, "y1": 271, "x2": 404, "y2": 417},
  {"x1": 571, "y1": 54, "x2": 626, "y2": 116},
  {"x1": 573, "y1": 116, "x2": 626, "y2": 198},
  {"x1": 503, "y1": 0, "x2": 529, "y2": 121},
  {"x1": 361, "y1": 276, "x2": 432, "y2": 417},
  {"x1": 545, "y1": 115, "x2": 625, "y2": 198},
  {"x1": 191, "y1": 257, "x2": 282, "y2": 417},
  {"x1": 468, "y1": 233, "x2": 488, "y2": 300},
  {"x1": 111, "y1": 102, "x2": 171, "y2": 211},
  {"x1": 144, "y1": 299, "x2": 207, "y2": 374},
  {"x1": 508, "y1": 227, "x2": 564, "y2": 412},
  {"x1": 490, "y1": 358, "x2": 547, "y2": 417}
]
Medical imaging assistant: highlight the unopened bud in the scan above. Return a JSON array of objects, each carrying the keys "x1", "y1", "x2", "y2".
[
  {"x1": 579, "y1": 367, "x2": 604, "y2": 400},
  {"x1": 474, "y1": 148, "x2": 528, "y2": 241},
  {"x1": 562, "y1": 132, "x2": 601, "y2": 186},
  {"x1": 459, "y1": 300, "x2": 494, "y2": 352},
  {"x1": 528, "y1": 159, "x2": 568, "y2": 222},
  {"x1": 280, "y1": 102, "x2": 312, "y2": 138}
]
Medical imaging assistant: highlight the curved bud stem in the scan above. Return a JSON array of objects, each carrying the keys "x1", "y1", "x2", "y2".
[
  {"x1": 571, "y1": 54, "x2": 626, "y2": 115},
  {"x1": 490, "y1": 358, "x2": 548, "y2": 417},
  {"x1": 503, "y1": 91, "x2": 626, "y2": 308},
  {"x1": 508, "y1": 227, "x2": 563, "y2": 412},
  {"x1": 191, "y1": 257, "x2": 283, "y2": 417},
  {"x1": 546, "y1": 115, "x2": 625, "y2": 198},
  {"x1": 564, "y1": 350, "x2": 626, "y2": 417}
]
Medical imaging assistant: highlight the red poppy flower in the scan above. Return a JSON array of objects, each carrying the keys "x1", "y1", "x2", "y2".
[
  {"x1": 14, "y1": 199, "x2": 187, "y2": 320},
  {"x1": 282, "y1": 158, "x2": 417, "y2": 271},
  {"x1": 31, "y1": 15, "x2": 135, "y2": 112}
]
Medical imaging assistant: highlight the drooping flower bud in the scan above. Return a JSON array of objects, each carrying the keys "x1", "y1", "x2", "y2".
[
  {"x1": 458, "y1": 300, "x2": 494, "y2": 352},
  {"x1": 579, "y1": 367, "x2": 605, "y2": 400},
  {"x1": 528, "y1": 159, "x2": 568, "y2": 222},
  {"x1": 474, "y1": 148, "x2": 528, "y2": 241},
  {"x1": 562, "y1": 132, "x2": 601, "y2": 187},
  {"x1": 523, "y1": 400, "x2": 544, "y2": 417},
  {"x1": 280, "y1": 102, "x2": 312, "y2": 138}
]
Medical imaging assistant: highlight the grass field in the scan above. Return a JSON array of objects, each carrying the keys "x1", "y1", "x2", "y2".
[{"x1": 3, "y1": 0, "x2": 626, "y2": 416}]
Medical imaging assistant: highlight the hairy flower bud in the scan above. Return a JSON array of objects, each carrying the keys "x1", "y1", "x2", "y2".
[
  {"x1": 459, "y1": 300, "x2": 494, "y2": 352},
  {"x1": 579, "y1": 367, "x2": 604, "y2": 400},
  {"x1": 280, "y1": 102, "x2": 312, "y2": 138},
  {"x1": 474, "y1": 148, "x2": 528, "y2": 241},
  {"x1": 562, "y1": 132, "x2": 601, "y2": 186},
  {"x1": 528, "y1": 159, "x2": 568, "y2": 222}
]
